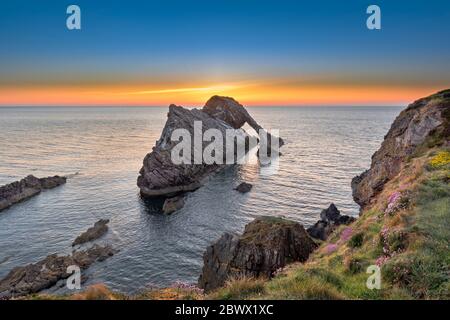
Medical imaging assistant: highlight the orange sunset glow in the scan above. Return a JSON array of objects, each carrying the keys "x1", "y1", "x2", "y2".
[{"x1": 0, "y1": 83, "x2": 443, "y2": 107}]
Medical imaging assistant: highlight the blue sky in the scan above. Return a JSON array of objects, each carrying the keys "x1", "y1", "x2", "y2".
[{"x1": 1, "y1": 0, "x2": 449, "y2": 105}]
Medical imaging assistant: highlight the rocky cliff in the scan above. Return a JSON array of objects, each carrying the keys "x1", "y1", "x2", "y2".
[
  {"x1": 137, "y1": 96, "x2": 283, "y2": 198},
  {"x1": 352, "y1": 89, "x2": 450, "y2": 210}
]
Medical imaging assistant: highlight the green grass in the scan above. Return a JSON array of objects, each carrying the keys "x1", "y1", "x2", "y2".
[
  {"x1": 209, "y1": 277, "x2": 266, "y2": 300},
  {"x1": 348, "y1": 232, "x2": 364, "y2": 248},
  {"x1": 382, "y1": 172, "x2": 450, "y2": 299}
]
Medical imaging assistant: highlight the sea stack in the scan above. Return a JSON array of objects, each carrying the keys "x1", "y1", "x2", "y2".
[{"x1": 137, "y1": 96, "x2": 284, "y2": 198}]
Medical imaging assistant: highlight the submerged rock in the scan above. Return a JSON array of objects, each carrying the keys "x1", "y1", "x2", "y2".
[
  {"x1": 162, "y1": 196, "x2": 185, "y2": 214},
  {"x1": 0, "y1": 175, "x2": 66, "y2": 212},
  {"x1": 72, "y1": 219, "x2": 110, "y2": 246},
  {"x1": 307, "y1": 204, "x2": 356, "y2": 241},
  {"x1": 352, "y1": 90, "x2": 450, "y2": 210},
  {"x1": 198, "y1": 216, "x2": 317, "y2": 292},
  {"x1": 234, "y1": 182, "x2": 253, "y2": 193},
  {"x1": 0, "y1": 245, "x2": 116, "y2": 298},
  {"x1": 137, "y1": 96, "x2": 283, "y2": 198}
]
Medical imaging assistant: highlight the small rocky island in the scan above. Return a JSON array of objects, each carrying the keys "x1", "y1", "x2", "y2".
[
  {"x1": 0, "y1": 175, "x2": 66, "y2": 212},
  {"x1": 72, "y1": 219, "x2": 110, "y2": 246},
  {"x1": 306, "y1": 203, "x2": 355, "y2": 241},
  {"x1": 137, "y1": 96, "x2": 284, "y2": 199}
]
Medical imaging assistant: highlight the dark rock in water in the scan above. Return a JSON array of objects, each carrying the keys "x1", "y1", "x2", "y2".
[
  {"x1": 162, "y1": 196, "x2": 185, "y2": 214},
  {"x1": 137, "y1": 96, "x2": 284, "y2": 198},
  {"x1": 0, "y1": 175, "x2": 66, "y2": 212},
  {"x1": 306, "y1": 220, "x2": 334, "y2": 241},
  {"x1": 0, "y1": 245, "x2": 116, "y2": 298},
  {"x1": 320, "y1": 203, "x2": 341, "y2": 222},
  {"x1": 198, "y1": 216, "x2": 317, "y2": 292},
  {"x1": 307, "y1": 203, "x2": 356, "y2": 241},
  {"x1": 235, "y1": 182, "x2": 253, "y2": 193},
  {"x1": 352, "y1": 90, "x2": 449, "y2": 210},
  {"x1": 72, "y1": 219, "x2": 110, "y2": 246}
]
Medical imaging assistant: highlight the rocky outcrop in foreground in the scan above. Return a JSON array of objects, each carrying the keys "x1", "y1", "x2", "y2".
[
  {"x1": 352, "y1": 89, "x2": 450, "y2": 210},
  {"x1": 137, "y1": 96, "x2": 283, "y2": 198},
  {"x1": 198, "y1": 216, "x2": 317, "y2": 292},
  {"x1": 0, "y1": 245, "x2": 116, "y2": 298},
  {"x1": 0, "y1": 175, "x2": 66, "y2": 212},
  {"x1": 72, "y1": 219, "x2": 110, "y2": 246},
  {"x1": 307, "y1": 204, "x2": 356, "y2": 241}
]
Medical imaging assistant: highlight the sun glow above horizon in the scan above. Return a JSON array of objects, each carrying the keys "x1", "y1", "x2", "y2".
[{"x1": 0, "y1": 82, "x2": 445, "y2": 107}]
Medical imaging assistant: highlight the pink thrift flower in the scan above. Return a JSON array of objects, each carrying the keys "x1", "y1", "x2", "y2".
[
  {"x1": 326, "y1": 243, "x2": 338, "y2": 254},
  {"x1": 340, "y1": 227, "x2": 353, "y2": 242}
]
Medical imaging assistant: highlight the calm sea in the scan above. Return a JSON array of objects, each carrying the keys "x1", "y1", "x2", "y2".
[{"x1": 0, "y1": 106, "x2": 401, "y2": 294}]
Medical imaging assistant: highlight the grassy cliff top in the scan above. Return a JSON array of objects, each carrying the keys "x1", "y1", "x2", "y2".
[{"x1": 210, "y1": 146, "x2": 450, "y2": 300}]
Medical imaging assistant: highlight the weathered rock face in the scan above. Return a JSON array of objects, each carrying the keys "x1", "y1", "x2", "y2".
[
  {"x1": 0, "y1": 245, "x2": 116, "y2": 298},
  {"x1": 352, "y1": 89, "x2": 450, "y2": 210},
  {"x1": 307, "y1": 204, "x2": 356, "y2": 241},
  {"x1": 0, "y1": 175, "x2": 66, "y2": 212},
  {"x1": 138, "y1": 96, "x2": 283, "y2": 198},
  {"x1": 198, "y1": 217, "x2": 317, "y2": 292},
  {"x1": 72, "y1": 219, "x2": 110, "y2": 246},
  {"x1": 137, "y1": 105, "x2": 239, "y2": 197}
]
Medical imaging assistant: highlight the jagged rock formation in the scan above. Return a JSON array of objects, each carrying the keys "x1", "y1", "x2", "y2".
[
  {"x1": 137, "y1": 96, "x2": 283, "y2": 198},
  {"x1": 352, "y1": 89, "x2": 450, "y2": 210},
  {"x1": 72, "y1": 219, "x2": 110, "y2": 246},
  {"x1": 0, "y1": 175, "x2": 66, "y2": 212},
  {"x1": 198, "y1": 216, "x2": 317, "y2": 292},
  {"x1": 0, "y1": 245, "x2": 116, "y2": 298},
  {"x1": 307, "y1": 203, "x2": 356, "y2": 241}
]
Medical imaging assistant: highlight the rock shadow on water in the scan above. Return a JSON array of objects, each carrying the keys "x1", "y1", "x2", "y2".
[{"x1": 139, "y1": 195, "x2": 167, "y2": 215}]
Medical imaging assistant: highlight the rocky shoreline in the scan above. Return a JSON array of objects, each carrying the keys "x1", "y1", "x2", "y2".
[{"x1": 0, "y1": 175, "x2": 66, "y2": 212}]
